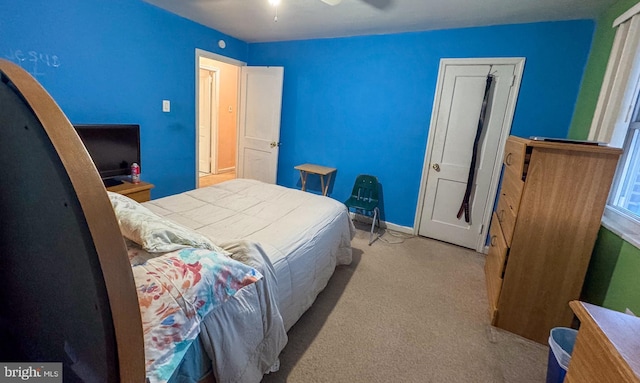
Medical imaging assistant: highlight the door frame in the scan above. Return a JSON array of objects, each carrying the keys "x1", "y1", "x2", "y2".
[
  {"x1": 199, "y1": 65, "x2": 221, "y2": 174},
  {"x1": 413, "y1": 57, "x2": 525, "y2": 253},
  {"x1": 194, "y1": 48, "x2": 245, "y2": 188}
]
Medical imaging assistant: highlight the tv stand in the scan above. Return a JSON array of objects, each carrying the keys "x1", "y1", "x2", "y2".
[{"x1": 106, "y1": 180, "x2": 154, "y2": 203}]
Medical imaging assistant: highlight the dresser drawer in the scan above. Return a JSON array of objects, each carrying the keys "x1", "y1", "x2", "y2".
[
  {"x1": 486, "y1": 213, "x2": 508, "y2": 279},
  {"x1": 496, "y1": 195, "x2": 517, "y2": 247},
  {"x1": 500, "y1": 167, "x2": 525, "y2": 216},
  {"x1": 504, "y1": 137, "x2": 527, "y2": 177},
  {"x1": 485, "y1": 213, "x2": 508, "y2": 321}
]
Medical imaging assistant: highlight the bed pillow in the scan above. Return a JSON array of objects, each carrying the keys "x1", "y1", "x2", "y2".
[{"x1": 108, "y1": 192, "x2": 230, "y2": 254}]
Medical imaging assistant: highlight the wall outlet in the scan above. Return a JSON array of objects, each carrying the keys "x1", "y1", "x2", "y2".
[{"x1": 162, "y1": 100, "x2": 170, "y2": 112}]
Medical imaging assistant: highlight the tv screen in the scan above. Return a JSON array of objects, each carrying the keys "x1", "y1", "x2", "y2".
[{"x1": 74, "y1": 124, "x2": 140, "y2": 184}]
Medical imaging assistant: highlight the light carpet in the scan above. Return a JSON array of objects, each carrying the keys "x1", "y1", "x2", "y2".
[{"x1": 261, "y1": 225, "x2": 549, "y2": 383}]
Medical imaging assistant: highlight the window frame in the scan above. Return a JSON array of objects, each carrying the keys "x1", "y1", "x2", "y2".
[
  {"x1": 602, "y1": 207, "x2": 640, "y2": 249},
  {"x1": 591, "y1": 7, "x2": 640, "y2": 250},
  {"x1": 604, "y1": 124, "x2": 640, "y2": 248}
]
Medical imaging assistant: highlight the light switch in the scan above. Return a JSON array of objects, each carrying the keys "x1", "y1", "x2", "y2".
[{"x1": 162, "y1": 100, "x2": 170, "y2": 112}]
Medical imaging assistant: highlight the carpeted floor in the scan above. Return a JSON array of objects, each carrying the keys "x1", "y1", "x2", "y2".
[{"x1": 261, "y1": 224, "x2": 549, "y2": 383}]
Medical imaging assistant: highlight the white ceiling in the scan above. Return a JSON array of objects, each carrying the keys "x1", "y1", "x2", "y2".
[{"x1": 143, "y1": 0, "x2": 616, "y2": 43}]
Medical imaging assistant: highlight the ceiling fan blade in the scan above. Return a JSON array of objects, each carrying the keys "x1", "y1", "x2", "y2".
[{"x1": 320, "y1": 0, "x2": 342, "y2": 5}]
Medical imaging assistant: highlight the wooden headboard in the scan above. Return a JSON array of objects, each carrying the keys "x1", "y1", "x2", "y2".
[{"x1": 0, "y1": 59, "x2": 144, "y2": 381}]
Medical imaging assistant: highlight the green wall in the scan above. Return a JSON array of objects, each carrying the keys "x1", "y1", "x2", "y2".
[
  {"x1": 583, "y1": 228, "x2": 640, "y2": 314},
  {"x1": 575, "y1": 0, "x2": 640, "y2": 314},
  {"x1": 604, "y1": 239, "x2": 640, "y2": 313}
]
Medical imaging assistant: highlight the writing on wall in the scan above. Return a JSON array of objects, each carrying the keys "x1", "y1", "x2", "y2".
[{"x1": 5, "y1": 49, "x2": 61, "y2": 76}]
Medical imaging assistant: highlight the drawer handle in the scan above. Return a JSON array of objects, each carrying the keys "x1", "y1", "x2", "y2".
[
  {"x1": 505, "y1": 153, "x2": 513, "y2": 166},
  {"x1": 490, "y1": 235, "x2": 497, "y2": 247}
]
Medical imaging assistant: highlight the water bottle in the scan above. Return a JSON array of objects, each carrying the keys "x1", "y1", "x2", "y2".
[{"x1": 131, "y1": 163, "x2": 140, "y2": 184}]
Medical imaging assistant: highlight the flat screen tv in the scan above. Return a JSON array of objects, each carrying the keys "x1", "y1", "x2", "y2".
[{"x1": 74, "y1": 124, "x2": 140, "y2": 187}]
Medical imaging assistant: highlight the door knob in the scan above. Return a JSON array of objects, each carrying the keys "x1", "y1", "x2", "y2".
[{"x1": 432, "y1": 163, "x2": 440, "y2": 172}]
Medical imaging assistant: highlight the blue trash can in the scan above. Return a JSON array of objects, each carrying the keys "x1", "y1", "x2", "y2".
[{"x1": 546, "y1": 327, "x2": 578, "y2": 383}]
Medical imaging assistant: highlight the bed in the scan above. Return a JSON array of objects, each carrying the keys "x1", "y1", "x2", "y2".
[
  {"x1": 0, "y1": 59, "x2": 354, "y2": 383},
  {"x1": 144, "y1": 177, "x2": 355, "y2": 332}
]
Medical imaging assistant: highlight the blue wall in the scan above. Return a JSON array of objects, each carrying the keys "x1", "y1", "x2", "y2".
[
  {"x1": 2, "y1": 2, "x2": 594, "y2": 228},
  {"x1": 1, "y1": 0, "x2": 247, "y2": 198},
  {"x1": 248, "y1": 20, "x2": 595, "y2": 227}
]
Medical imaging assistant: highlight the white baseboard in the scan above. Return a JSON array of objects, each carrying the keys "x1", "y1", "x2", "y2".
[
  {"x1": 385, "y1": 222, "x2": 414, "y2": 235},
  {"x1": 349, "y1": 212, "x2": 414, "y2": 235},
  {"x1": 350, "y1": 212, "x2": 490, "y2": 252},
  {"x1": 217, "y1": 166, "x2": 236, "y2": 173}
]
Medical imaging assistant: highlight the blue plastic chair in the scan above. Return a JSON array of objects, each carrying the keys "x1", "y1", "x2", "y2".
[{"x1": 344, "y1": 175, "x2": 380, "y2": 245}]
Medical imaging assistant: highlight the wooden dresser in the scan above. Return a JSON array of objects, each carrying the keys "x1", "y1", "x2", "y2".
[
  {"x1": 565, "y1": 301, "x2": 640, "y2": 382},
  {"x1": 485, "y1": 136, "x2": 621, "y2": 344}
]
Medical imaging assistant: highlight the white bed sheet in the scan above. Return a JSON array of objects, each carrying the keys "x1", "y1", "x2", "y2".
[{"x1": 144, "y1": 178, "x2": 355, "y2": 330}]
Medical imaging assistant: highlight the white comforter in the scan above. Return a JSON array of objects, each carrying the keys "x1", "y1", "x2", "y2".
[{"x1": 143, "y1": 179, "x2": 355, "y2": 381}]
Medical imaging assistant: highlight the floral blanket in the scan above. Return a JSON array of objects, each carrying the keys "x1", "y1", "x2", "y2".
[{"x1": 128, "y1": 244, "x2": 262, "y2": 383}]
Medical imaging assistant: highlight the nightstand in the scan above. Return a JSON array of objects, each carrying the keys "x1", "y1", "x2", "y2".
[{"x1": 107, "y1": 180, "x2": 154, "y2": 202}]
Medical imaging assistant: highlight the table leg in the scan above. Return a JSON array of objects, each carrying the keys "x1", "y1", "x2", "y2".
[
  {"x1": 299, "y1": 170, "x2": 307, "y2": 191},
  {"x1": 323, "y1": 172, "x2": 333, "y2": 196}
]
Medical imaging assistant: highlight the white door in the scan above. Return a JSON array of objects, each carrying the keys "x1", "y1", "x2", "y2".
[
  {"x1": 238, "y1": 66, "x2": 284, "y2": 184},
  {"x1": 198, "y1": 68, "x2": 213, "y2": 174},
  {"x1": 417, "y1": 59, "x2": 524, "y2": 251}
]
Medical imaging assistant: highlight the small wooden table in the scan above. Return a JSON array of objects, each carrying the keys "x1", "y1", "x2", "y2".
[
  {"x1": 294, "y1": 163, "x2": 337, "y2": 196},
  {"x1": 107, "y1": 180, "x2": 154, "y2": 202},
  {"x1": 564, "y1": 301, "x2": 640, "y2": 382}
]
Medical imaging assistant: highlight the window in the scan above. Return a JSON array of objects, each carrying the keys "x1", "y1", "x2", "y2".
[
  {"x1": 591, "y1": 4, "x2": 640, "y2": 248},
  {"x1": 603, "y1": 120, "x2": 640, "y2": 248},
  {"x1": 609, "y1": 109, "x2": 640, "y2": 219}
]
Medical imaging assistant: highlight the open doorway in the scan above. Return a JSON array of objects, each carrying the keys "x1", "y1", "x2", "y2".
[{"x1": 196, "y1": 50, "x2": 242, "y2": 188}]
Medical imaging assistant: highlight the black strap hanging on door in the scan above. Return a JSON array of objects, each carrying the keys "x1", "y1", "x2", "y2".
[{"x1": 457, "y1": 72, "x2": 494, "y2": 223}]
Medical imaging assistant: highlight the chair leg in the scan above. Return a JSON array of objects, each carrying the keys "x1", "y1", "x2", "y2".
[
  {"x1": 369, "y1": 207, "x2": 379, "y2": 246},
  {"x1": 350, "y1": 208, "x2": 359, "y2": 224}
]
